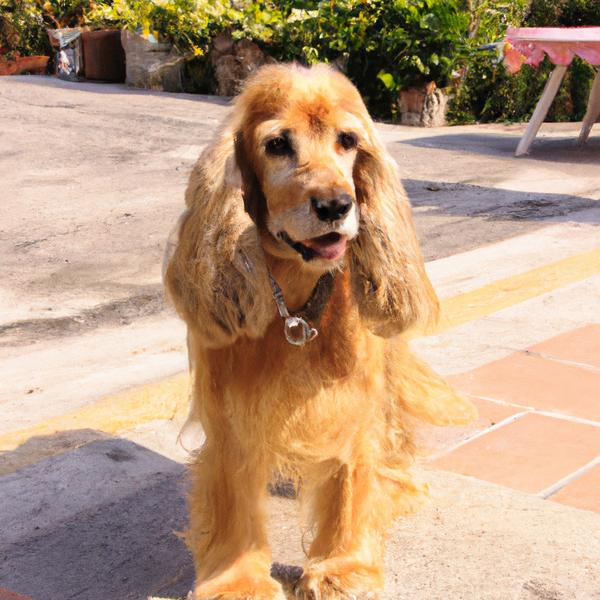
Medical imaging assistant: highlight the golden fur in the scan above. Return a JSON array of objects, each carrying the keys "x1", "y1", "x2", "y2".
[{"x1": 164, "y1": 63, "x2": 476, "y2": 600}]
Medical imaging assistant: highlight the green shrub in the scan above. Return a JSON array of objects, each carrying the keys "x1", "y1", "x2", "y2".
[
  {"x1": 84, "y1": 0, "x2": 474, "y2": 118},
  {"x1": 86, "y1": 0, "x2": 239, "y2": 55},
  {"x1": 0, "y1": 0, "x2": 49, "y2": 58},
  {"x1": 528, "y1": 0, "x2": 600, "y2": 27},
  {"x1": 79, "y1": 0, "x2": 478, "y2": 118},
  {"x1": 5, "y1": 0, "x2": 597, "y2": 124},
  {"x1": 230, "y1": 0, "x2": 471, "y2": 119},
  {"x1": 1, "y1": 0, "x2": 96, "y2": 59}
]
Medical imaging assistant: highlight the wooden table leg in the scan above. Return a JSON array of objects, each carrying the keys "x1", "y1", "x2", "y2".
[
  {"x1": 515, "y1": 65, "x2": 568, "y2": 157},
  {"x1": 578, "y1": 69, "x2": 600, "y2": 145}
]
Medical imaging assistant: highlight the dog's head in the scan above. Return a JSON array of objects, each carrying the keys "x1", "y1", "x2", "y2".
[
  {"x1": 233, "y1": 63, "x2": 378, "y2": 271},
  {"x1": 217, "y1": 63, "x2": 438, "y2": 335}
]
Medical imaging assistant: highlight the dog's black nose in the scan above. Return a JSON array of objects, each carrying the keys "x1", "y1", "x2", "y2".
[{"x1": 310, "y1": 194, "x2": 353, "y2": 222}]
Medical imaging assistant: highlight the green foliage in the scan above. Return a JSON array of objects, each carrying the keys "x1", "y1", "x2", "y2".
[
  {"x1": 42, "y1": 0, "x2": 95, "y2": 28},
  {"x1": 527, "y1": 0, "x2": 600, "y2": 27},
  {"x1": 0, "y1": 0, "x2": 47, "y2": 57},
  {"x1": 79, "y1": 0, "x2": 480, "y2": 118},
  {"x1": 86, "y1": 0, "x2": 239, "y2": 55},
  {"x1": 450, "y1": 57, "x2": 595, "y2": 124},
  {"x1": 0, "y1": 0, "x2": 95, "y2": 59},
  {"x1": 83, "y1": 0, "x2": 475, "y2": 118},
  {"x1": 230, "y1": 0, "x2": 471, "y2": 119},
  {"x1": 4, "y1": 0, "x2": 598, "y2": 124}
]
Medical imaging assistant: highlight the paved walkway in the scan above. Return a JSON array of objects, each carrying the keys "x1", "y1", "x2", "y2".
[
  {"x1": 1, "y1": 77, "x2": 599, "y2": 600},
  {"x1": 412, "y1": 226, "x2": 600, "y2": 514}
]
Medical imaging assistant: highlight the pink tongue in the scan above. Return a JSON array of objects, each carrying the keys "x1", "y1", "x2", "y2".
[{"x1": 304, "y1": 236, "x2": 347, "y2": 260}]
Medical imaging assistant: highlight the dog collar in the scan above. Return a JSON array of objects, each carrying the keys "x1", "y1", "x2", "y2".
[{"x1": 267, "y1": 270, "x2": 334, "y2": 346}]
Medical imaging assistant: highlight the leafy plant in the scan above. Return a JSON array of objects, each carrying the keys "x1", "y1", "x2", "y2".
[
  {"x1": 86, "y1": 0, "x2": 241, "y2": 55},
  {"x1": 527, "y1": 0, "x2": 600, "y2": 27},
  {"x1": 0, "y1": 0, "x2": 97, "y2": 60},
  {"x1": 5, "y1": 0, "x2": 596, "y2": 124},
  {"x1": 42, "y1": 0, "x2": 96, "y2": 28},
  {"x1": 0, "y1": 0, "x2": 49, "y2": 59},
  {"x1": 232, "y1": 0, "x2": 472, "y2": 119}
]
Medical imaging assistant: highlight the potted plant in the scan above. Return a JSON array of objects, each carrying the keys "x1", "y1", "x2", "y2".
[
  {"x1": 2, "y1": 53, "x2": 50, "y2": 74},
  {"x1": 375, "y1": 0, "x2": 470, "y2": 126}
]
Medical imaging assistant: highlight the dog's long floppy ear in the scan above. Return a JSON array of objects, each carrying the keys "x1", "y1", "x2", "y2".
[
  {"x1": 350, "y1": 128, "x2": 439, "y2": 337},
  {"x1": 234, "y1": 131, "x2": 266, "y2": 226},
  {"x1": 164, "y1": 128, "x2": 274, "y2": 349}
]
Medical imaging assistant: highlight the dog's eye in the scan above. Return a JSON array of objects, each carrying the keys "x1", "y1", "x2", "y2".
[
  {"x1": 338, "y1": 132, "x2": 358, "y2": 150},
  {"x1": 265, "y1": 135, "x2": 293, "y2": 156}
]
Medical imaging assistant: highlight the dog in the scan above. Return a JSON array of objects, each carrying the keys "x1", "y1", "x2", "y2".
[{"x1": 164, "y1": 63, "x2": 476, "y2": 600}]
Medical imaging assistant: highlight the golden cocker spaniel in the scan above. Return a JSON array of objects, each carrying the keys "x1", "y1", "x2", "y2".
[{"x1": 165, "y1": 63, "x2": 475, "y2": 600}]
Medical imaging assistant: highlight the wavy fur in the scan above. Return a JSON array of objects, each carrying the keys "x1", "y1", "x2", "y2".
[{"x1": 164, "y1": 63, "x2": 475, "y2": 600}]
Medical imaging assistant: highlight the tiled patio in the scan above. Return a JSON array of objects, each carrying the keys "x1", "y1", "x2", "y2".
[{"x1": 428, "y1": 325, "x2": 600, "y2": 514}]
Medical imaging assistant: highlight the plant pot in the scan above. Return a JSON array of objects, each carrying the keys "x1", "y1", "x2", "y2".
[
  {"x1": 81, "y1": 29, "x2": 125, "y2": 82},
  {"x1": 0, "y1": 55, "x2": 49, "y2": 76},
  {"x1": 398, "y1": 82, "x2": 448, "y2": 127},
  {"x1": 0, "y1": 59, "x2": 19, "y2": 76},
  {"x1": 16, "y1": 55, "x2": 49, "y2": 74}
]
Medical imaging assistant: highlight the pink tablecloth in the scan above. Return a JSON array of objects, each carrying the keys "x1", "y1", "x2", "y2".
[{"x1": 504, "y1": 27, "x2": 600, "y2": 73}]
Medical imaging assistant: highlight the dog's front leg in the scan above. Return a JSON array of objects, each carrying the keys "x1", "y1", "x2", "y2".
[
  {"x1": 188, "y1": 440, "x2": 284, "y2": 600},
  {"x1": 296, "y1": 462, "x2": 388, "y2": 600}
]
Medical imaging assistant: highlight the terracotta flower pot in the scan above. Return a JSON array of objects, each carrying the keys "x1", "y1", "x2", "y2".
[
  {"x1": 0, "y1": 55, "x2": 49, "y2": 76},
  {"x1": 0, "y1": 59, "x2": 19, "y2": 76},
  {"x1": 16, "y1": 55, "x2": 49, "y2": 74},
  {"x1": 398, "y1": 81, "x2": 448, "y2": 127}
]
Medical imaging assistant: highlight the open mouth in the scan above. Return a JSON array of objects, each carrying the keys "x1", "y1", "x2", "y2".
[
  {"x1": 303, "y1": 232, "x2": 348, "y2": 260},
  {"x1": 278, "y1": 231, "x2": 348, "y2": 262}
]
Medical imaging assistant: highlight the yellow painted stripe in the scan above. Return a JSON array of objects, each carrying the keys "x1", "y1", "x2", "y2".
[
  {"x1": 0, "y1": 373, "x2": 190, "y2": 452},
  {"x1": 1, "y1": 246, "x2": 599, "y2": 453},
  {"x1": 436, "y1": 246, "x2": 600, "y2": 334}
]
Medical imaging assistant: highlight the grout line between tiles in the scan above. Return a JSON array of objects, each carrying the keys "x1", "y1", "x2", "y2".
[
  {"x1": 520, "y1": 349, "x2": 600, "y2": 374},
  {"x1": 461, "y1": 394, "x2": 600, "y2": 428},
  {"x1": 534, "y1": 410, "x2": 600, "y2": 428},
  {"x1": 428, "y1": 411, "x2": 530, "y2": 461},
  {"x1": 537, "y1": 455, "x2": 600, "y2": 499},
  {"x1": 486, "y1": 343, "x2": 600, "y2": 375},
  {"x1": 463, "y1": 393, "x2": 530, "y2": 411}
]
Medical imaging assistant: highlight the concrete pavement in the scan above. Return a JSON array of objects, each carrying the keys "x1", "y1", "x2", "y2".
[{"x1": 1, "y1": 76, "x2": 599, "y2": 599}]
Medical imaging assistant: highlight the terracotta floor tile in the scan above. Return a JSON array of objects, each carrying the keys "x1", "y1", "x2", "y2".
[
  {"x1": 432, "y1": 413, "x2": 600, "y2": 494},
  {"x1": 0, "y1": 589, "x2": 32, "y2": 600},
  {"x1": 450, "y1": 353, "x2": 600, "y2": 421},
  {"x1": 550, "y1": 464, "x2": 600, "y2": 513},
  {"x1": 473, "y1": 396, "x2": 523, "y2": 424},
  {"x1": 420, "y1": 397, "x2": 522, "y2": 457},
  {"x1": 529, "y1": 324, "x2": 600, "y2": 369}
]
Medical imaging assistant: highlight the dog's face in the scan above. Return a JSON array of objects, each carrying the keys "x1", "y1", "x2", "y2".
[
  {"x1": 235, "y1": 66, "x2": 371, "y2": 271},
  {"x1": 255, "y1": 109, "x2": 361, "y2": 267}
]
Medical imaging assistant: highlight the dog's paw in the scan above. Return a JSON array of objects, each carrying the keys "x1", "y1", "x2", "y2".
[
  {"x1": 190, "y1": 579, "x2": 286, "y2": 600},
  {"x1": 190, "y1": 593, "x2": 285, "y2": 600},
  {"x1": 293, "y1": 570, "x2": 380, "y2": 600},
  {"x1": 190, "y1": 592, "x2": 286, "y2": 600}
]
